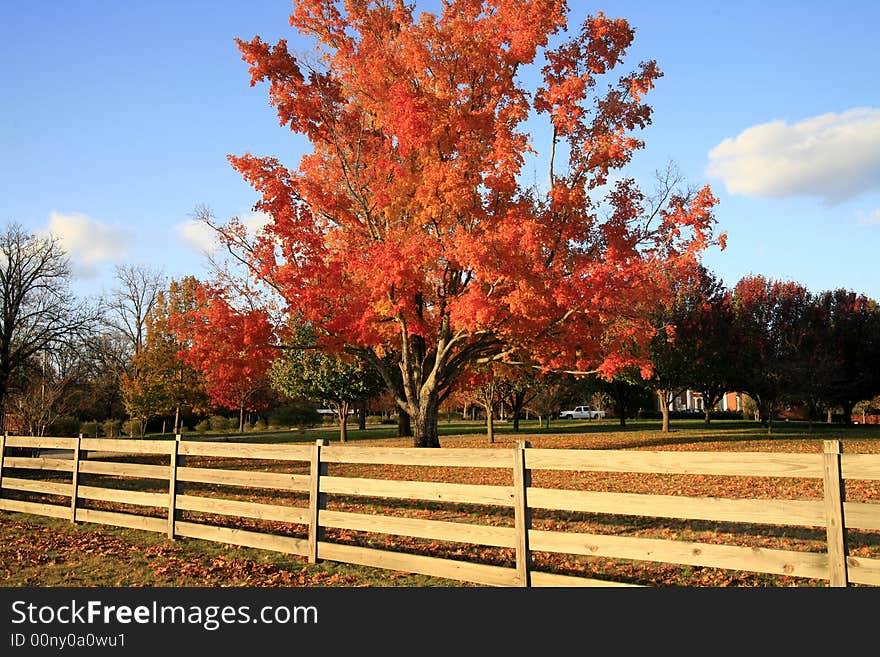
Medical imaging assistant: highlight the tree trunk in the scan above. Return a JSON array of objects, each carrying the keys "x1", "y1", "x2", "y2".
[
  {"x1": 338, "y1": 402, "x2": 349, "y2": 442},
  {"x1": 174, "y1": 404, "x2": 181, "y2": 435},
  {"x1": 397, "y1": 409, "x2": 412, "y2": 437},
  {"x1": 358, "y1": 398, "x2": 366, "y2": 430},
  {"x1": 658, "y1": 391, "x2": 670, "y2": 433},
  {"x1": 827, "y1": 408, "x2": 833, "y2": 423},
  {"x1": 484, "y1": 403, "x2": 494, "y2": 444},
  {"x1": 410, "y1": 399, "x2": 440, "y2": 448},
  {"x1": 239, "y1": 404, "x2": 245, "y2": 433},
  {"x1": 511, "y1": 392, "x2": 524, "y2": 432},
  {"x1": 611, "y1": 384, "x2": 629, "y2": 428},
  {"x1": 764, "y1": 402, "x2": 773, "y2": 435},
  {"x1": 703, "y1": 408, "x2": 711, "y2": 425}
]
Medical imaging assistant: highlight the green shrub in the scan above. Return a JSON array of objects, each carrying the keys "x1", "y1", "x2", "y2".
[
  {"x1": 195, "y1": 418, "x2": 211, "y2": 433},
  {"x1": 209, "y1": 415, "x2": 230, "y2": 431},
  {"x1": 48, "y1": 416, "x2": 82, "y2": 437}
]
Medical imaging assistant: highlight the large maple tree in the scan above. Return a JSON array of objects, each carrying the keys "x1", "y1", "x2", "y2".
[{"x1": 221, "y1": 0, "x2": 721, "y2": 447}]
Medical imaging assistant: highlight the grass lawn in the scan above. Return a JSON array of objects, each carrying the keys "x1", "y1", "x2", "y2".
[
  {"x1": 3, "y1": 418, "x2": 879, "y2": 587},
  {"x1": 175, "y1": 415, "x2": 880, "y2": 448}
]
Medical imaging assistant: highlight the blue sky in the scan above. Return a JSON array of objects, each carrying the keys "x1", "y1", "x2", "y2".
[{"x1": 1, "y1": 0, "x2": 878, "y2": 301}]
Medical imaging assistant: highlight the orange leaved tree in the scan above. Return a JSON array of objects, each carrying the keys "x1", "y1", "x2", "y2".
[
  {"x1": 220, "y1": 1, "x2": 721, "y2": 447},
  {"x1": 170, "y1": 283, "x2": 276, "y2": 433}
]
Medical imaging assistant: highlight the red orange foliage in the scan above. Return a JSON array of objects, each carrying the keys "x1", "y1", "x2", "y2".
[
  {"x1": 170, "y1": 283, "x2": 276, "y2": 428},
  {"x1": 223, "y1": 1, "x2": 722, "y2": 445}
]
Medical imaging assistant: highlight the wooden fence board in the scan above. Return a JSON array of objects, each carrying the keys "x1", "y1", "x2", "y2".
[
  {"x1": 846, "y1": 556, "x2": 880, "y2": 587},
  {"x1": 77, "y1": 485, "x2": 168, "y2": 508},
  {"x1": 322, "y1": 446, "x2": 510, "y2": 468},
  {"x1": 3, "y1": 457, "x2": 74, "y2": 473},
  {"x1": 0, "y1": 498, "x2": 70, "y2": 519},
  {"x1": 321, "y1": 476, "x2": 514, "y2": 506},
  {"x1": 176, "y1": 494, "x2": 309, "y2": 524},
  {"x1": 529, "y1": 529, "x2": 831, "y2": 581},
  {"x1": 76, "y1": 508, "x2": 166, "y2": 533},
  {"x1": 78, "y1": 461, "x2": 169, "y2": 480},
  {"x1": 527, "y1": 488, "x2": 828, "y2": 527},
  {"x1": 842, "y1": 502, "x2": 880, "y2": 531},
  {"x1": 175, "y1": 521, "x2": 309, "y2": 556},
  {"x1": 319, "y1": 509, "x2": 516, "y2": 547},
  {"x1": 317, "y1": 541, "x2": 519, "y2": 587},
  {"x1": 2, "y1": 477, "x2": 71, "y2": 497},
  {"x1": 177, "y1": 442, "x2": 312, "y2": 461},
  {"x1": 529, "y1": 570, "x2": 640, "y2": 587},
  {"x1": 80, "y1": 439, "x2": 174, "y2": 455},
  {"x1": 840, "y1": 454, "x2": 880, "y2": 481},
  {"x1": 526, "y1": 449, "x2": 824, "y2": 478},
  {"x1": 176, "y1": 466, "x2": 309, "y2": 492},
  {"x1": 5, "y1": 436, "x2": 78, "y2": 450}
]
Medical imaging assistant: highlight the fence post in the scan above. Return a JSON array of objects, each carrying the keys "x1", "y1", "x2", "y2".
[
  {"x1": 175, "y1": 433, "x2": 185, "y2": 496},
  {"x1": 167, "y1": 436, "x2": 180, "y2": 540},
  {"x1": 70, "y1": 434, "x2": 82, "y2": 523},
  {"x1": 513, "y1": 440, "x2": 532, "y2": 587},
  {"x1": 822, "y1": 440, "x2": 849, "y2": 587},
  {"x1": 0, "y1": 432, "x2": 6, "y2": 497},
  {"x1": 308, "y1": 439, "x2": 328, "y2": 564}
]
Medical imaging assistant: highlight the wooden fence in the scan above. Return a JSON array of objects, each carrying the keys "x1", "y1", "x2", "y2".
[{"x1": 1, "y1": 433, "x2": 879, "y2": 587}]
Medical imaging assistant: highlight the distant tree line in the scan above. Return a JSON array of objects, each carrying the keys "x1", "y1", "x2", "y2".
[
  {"x1": 449, "y1": 265, "x2": 880, "y2": 435},
  {"x1": 0, "y1": 222, "x2": 878, "y2": 439}
]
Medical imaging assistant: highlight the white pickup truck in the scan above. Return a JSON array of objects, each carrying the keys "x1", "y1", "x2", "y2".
[{"x1": 559, "y1": 405, "x2": 606, "y2": 420}]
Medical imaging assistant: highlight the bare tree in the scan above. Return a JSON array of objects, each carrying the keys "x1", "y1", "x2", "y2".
[
  {"x1": 105, "y1": 263, "x2": 166, "y2": 365},
  {"x1": 7, "y1": 343, "x2": 87, "y2": 436},
  {"x1": 0, "y1": 223, "x2": 101, "y2": 430},
  {"x1": 78, "y1": 331, "x2": 130, "y2": 422}
]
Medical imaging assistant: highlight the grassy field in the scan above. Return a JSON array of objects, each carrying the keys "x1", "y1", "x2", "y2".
[
  {"x1": 178, "y1": 415, "x2": 880, "y2": 447},
  {"x1": 3, "y1": 418, "x2": 879, "y2": 587}
]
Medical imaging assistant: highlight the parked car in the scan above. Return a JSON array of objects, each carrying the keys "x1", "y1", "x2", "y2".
[{"x1": 559, "y1": 405, "x2": 606, "y2": 420}]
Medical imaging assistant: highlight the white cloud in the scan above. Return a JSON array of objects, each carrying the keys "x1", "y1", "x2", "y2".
[
  {"x1": 706, "y1": 107, "x2": 880, "y2": 204},
  {"x1": 42, "y1": 212, "x2": 133, "y2": 277},
  {"x1": 175, "y1": 210, "x2": 272, "y2": 254},
  {"x1": 175, "y1": 219, "x2": 220, "y2": 254},
  {"x1": 240, "y1": 210, "x2": 272, "y2": 235}
]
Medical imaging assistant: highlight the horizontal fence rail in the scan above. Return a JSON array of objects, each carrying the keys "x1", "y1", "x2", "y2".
[{"x1": 1, "y1": 434, "x2": 879, "y2": 587}]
